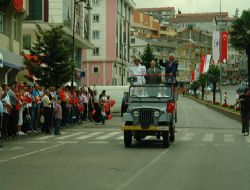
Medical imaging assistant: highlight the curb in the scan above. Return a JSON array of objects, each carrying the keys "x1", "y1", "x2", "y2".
[{"x1": 188, "y1": 96, "x2": 241, "y2": 122}]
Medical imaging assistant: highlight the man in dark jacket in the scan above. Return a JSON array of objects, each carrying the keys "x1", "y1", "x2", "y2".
[
  {"x1": 159, "y1": 55, "x2": 178, "y2": 77},
  {"x1": 238, "y1": 88, "x2": 250, "y2": 136}
]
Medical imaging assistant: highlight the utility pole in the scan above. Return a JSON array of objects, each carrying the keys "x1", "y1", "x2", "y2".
[{"x1": 219, "y1": 0, "x2": 223, "y2": 104}]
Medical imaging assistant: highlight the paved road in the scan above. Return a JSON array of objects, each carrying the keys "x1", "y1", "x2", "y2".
[{"x1": 1, "y1": 96, "x2": 249, "y2": 190}]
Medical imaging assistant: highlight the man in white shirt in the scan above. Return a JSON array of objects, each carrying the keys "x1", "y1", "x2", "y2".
[{"x1": 128, "y1": 57, "x2": 146, "y2": 85}]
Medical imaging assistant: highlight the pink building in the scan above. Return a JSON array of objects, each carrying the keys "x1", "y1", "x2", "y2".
[{"x1": 82, "y1": 0, "x2": 135, "y2": 86}]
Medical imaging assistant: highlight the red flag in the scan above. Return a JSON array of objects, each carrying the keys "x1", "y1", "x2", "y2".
[
  {"x1": 191, "y1": 70, "x2": 195, "y2": 82},
  {"x1": 220, "y1": 31, "x2": 228, "y2": 63},
  {"x1": 200, "y1": 55, "x2": 206, "y2": 74}
]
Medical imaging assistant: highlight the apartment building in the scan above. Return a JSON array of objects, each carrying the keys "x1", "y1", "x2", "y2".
[
  {"x1": 22, "y1": 0, "x2": 93, "y2": 86},
  {"x1": 83, "y1": 0, "x2": 135, "y2": 86},
  {"x1": 0, "y1": 0, "x2": 28, "y2": 84}
]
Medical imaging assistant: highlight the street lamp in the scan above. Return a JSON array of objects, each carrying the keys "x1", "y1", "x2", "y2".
[
  {"x1": 121, "y1": 43, "x2": 126, "y2": 86},
  {"x1": 71, "y1": 0, "x2": 92, "y2": 87}
]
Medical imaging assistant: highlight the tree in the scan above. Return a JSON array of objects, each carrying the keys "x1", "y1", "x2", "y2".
[
  {"x1": 230, "y1": 9, "x2": 250, "y2": 88},
  {"x1": 190, "y1": 81, "x2": 200, "y2": 96},
  {"x1": 207, "y1": 65, "x2": 220, "y2": 103},
  {"x1": 140, "y1": 44, "x2": 155, "y2": 69},
  {"x1": 199, "y1": 74, "x2": 207, "y2": 100},
  {"x1": 25, "y1": 24, "x2": 74, "y2": 88}
]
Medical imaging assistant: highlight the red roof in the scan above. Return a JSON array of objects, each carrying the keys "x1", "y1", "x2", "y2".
[{"x1": 138, "y1": 7, "x2": 175, "y2": 12}]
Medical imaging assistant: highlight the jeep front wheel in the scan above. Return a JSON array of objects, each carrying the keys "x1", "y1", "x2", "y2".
[
  {"x1": 162, "y1": 131, "x2": 170, "y2": 148},
  {"x1": 124, "y1": 131, "x2": 132, "y2": 148}
]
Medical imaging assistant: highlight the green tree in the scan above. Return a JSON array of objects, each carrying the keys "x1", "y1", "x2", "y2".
[
  {"x1": 199, "y1": 74, "x2": 207, "y2": 100},
  {"x1": 140, "y1": 44, "x2": 155, "y2": 69},
  {"x1": 190, "y1": 81, "x2": 200, "y2": 96},
  {"x1": 230, "y1": 9, "x2": 250, "y2": 87},
  {"x1": 207, "y1": 65, "x2": 220, "y2": 103},
  {"x1": 25, "y1": 24, "x2": 74, "y2": 88}
]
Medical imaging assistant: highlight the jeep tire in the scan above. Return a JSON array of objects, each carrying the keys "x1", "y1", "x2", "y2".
[
  {"x1": 124, "y1": 131, "x2": 132, "y2": 148},
  {"x1": 162, "y1": 131, "x2": 170, "y2": 148}
]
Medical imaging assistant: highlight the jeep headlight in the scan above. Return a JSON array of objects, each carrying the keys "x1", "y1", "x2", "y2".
[
  {"x1": 133, "y1": 110, "x2": 139, "y2": 117},
  {"x1": 154, "y1": 110, "x2": 160, "y2": 118}
]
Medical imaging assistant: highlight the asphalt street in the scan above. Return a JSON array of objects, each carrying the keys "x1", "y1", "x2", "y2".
[{"x1": 0, "y1": 96, "x2": 249, "y2": 190}]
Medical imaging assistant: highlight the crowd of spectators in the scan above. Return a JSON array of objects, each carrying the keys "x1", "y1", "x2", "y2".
[{"x1": 0, "y1": 82, "x2": 114, "y2": 143}]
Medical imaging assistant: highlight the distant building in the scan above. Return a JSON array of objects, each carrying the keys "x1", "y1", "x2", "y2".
[
  {"x1": 22, "y1": 0, "x2": 93, "y2": 86},
  {"x1": 138, "y1": 7, "x2": 175, "y2": 23},
  {"x1": 83, "y1": 0, "x2": 135, "y2": 86},
  {"x1": 0, "y1": 0, "x2": 28, "y2": 84}
]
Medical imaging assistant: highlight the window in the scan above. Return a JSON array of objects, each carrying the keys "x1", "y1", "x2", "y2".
[
  {"x1": 131, "y1": 38, "x2": 135, "y2": 44},
  {"x1": 93, "y1": 14, "x2": 100, "y2": 23},
  {"x1": 93, "y1": 47, "x2": 100, "y2": 56},
  {"x1": 93, "y1": 66, "x2": 99, "y2": 74},
  {"x1": 92, "y1": 0, "x2": 100, "y2": 6},
  {"x1": 92, "y1": 30, "x2": 100, "y2": 39},
  {"x1": 0, "y1": 12, "x2": 6, "y2": 34},
  {"x1": 23, "y1": 35, "x2": 32, "y2": 50},
  {"x1": 26, "y1": 0, "x2": 43, "y2": 20}
]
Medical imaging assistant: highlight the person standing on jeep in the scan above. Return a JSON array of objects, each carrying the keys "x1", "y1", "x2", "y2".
[
  {"x1": 128, "y1": 57, "x2": 146, "y2": 85},
  {"x1": 146, "y1": 60, "x2": 161, "y2": 84},
  {"x1": 159, "y1": 54, "x2": 178, "y2": 77}
]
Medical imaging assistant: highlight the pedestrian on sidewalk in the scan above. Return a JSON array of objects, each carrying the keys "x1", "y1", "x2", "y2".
[
  {"x1": 54, "y1": 98, "x2": 62, "y2": 135},
  {"x1": 238, "y1": 88, "x2": 250, "y2": 136},
  {"x1": 224, "y1": 91, "x2": 228, "y2": 105}
]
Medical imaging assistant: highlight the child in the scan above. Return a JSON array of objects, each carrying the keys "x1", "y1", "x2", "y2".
[{"x1": 54, "y1": 98, "x2": 62, "y2": 135}]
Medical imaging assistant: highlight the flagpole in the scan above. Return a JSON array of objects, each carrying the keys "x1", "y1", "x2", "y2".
[{"x1": 219, "y1": 0, "x2": 223, "y2": 104}]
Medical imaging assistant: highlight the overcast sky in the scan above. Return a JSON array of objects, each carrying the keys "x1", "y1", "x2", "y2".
[{"x1": 133, "y1": 0, "x2": 249, "y2": 16}]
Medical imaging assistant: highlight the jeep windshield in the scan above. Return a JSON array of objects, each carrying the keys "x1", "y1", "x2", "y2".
[{"x1": 129, "y1": 84, "x2": 172, "y2": 98}]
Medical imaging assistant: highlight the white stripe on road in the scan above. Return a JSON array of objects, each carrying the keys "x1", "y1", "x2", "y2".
[
  {"x1": 56, "y1": 141, "x2": 79, "y2": 144},
  {"x1": 116, "y1": 136, "x2": 124, "y2": 140},
  {"x1": 88, "y1": 141, "x2": 109, "y2": 144},
  {"x1": 95, "y1": 132, "x2": 121, "y2": 140},
  {"x1": 55, "y1": 132, "x2": 85, "y2": 140},
  {"x1": 10, "y1": 144, "x2": 63, "y2": 160},
  {"x1": 76, "y1": 132, "x2": 104, "y2": 140},
  {"x1": 26, "y1": 141, "x2": 47, "y2": 144},
  {"x1": 202, "y1": 133, "x2": 214, "y2": 142},
  {"x1": 224, "y1": 134, "x2": 235, "y2": 143},
  {"x1": 179, "y1": 133, "x2": 195, "y2": 141},
  {"x1": 35, "y1": 132, "x2": 69, "y2": 140}
]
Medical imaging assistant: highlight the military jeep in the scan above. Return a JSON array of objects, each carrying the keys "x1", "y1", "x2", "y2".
[{"x1": 122, "y1": 78, "x2": 177, "y2": 148}]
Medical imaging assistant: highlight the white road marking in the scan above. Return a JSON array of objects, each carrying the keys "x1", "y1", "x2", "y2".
[
  {"x1": 26, "y1": 141, "x2": 47, "y2": 144},
  {"x1": 88, "y1": 141, "x2": 108, "y2": 144},
  {"x1": 245, "y1": 137, "x2": 250, "y2": 143},
  {"x1": 56, "y1": 141, "x2": 79, "y2": 144},
  {"x1": 179, "y1": 133, "x2": 195, "y2": 141},
  {"x1": 9, "y1": 144, "x2": 63, "y2": 160},
  {"x1": 76, "y1": 132, "x2": 104, "y2": 140},
  {"x1": 115, "y1": 145, "x2": 172, "y2": 190},
  {"x1": 96, "y1": 132, "x2": 121, "y2": 140},
  {"x1": 0, "y1": 160, "x2": 9, "y2": 163},
  {"x1": 34, "y1": 132, "x2": 68, "y2": 140},
  {"x1": 116, "y1": 136, "x2": 124, "y2": 140},
  {"x1": 55, "y1": 132, "x2": 85, "y2": 140},
  {"x1": 9, "y1": 147, "x2": 24, "y2": 150},
  {"x1": 224, "y1": 134, "x2": 235, "y2": 143},
  {"x1": 202, "y1": 133, "x2": 214, "y2": 142}
]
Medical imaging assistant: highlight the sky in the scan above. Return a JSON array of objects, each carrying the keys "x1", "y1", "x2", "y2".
[{"x1": 133, "y1": 0, "x2": 250, "y2": 16}]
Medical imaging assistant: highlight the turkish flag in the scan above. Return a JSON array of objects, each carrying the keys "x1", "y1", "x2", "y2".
[
  {"x1": 220, "y1": 31, "x2": 228, "y2": 63},
  {"x1": 200, "y1": 55, "x2": 206, "y2": 74},
  {"x1": 12, "y1": 0, "x2": 23, "y2": 12},
  {"x1": 191, "y1": 70, "x2": 195, "y2": 82}
]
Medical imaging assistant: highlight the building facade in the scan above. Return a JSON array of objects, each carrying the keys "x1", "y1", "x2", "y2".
[
  {"x1": 22, "y1": 0, "x2": 93, "y2": 86},
  {"x1": 82, "y1": 0, "x2": 135, "y2": 86},
  {"x1": 0, "y1": 0, "x2": 28, "y2": 84}
]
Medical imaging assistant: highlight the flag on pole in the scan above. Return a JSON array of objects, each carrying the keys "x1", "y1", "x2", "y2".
[
  {"x1": 204, "y1": 54, "x2": 211, "y2": 73},
  {"x1": 200, "y1": 55, "x2": 206, "y2": 74},
  {"x1": 220, "y1": 31, "x2": 228, "y2": 63},
  {"x1": 191, "y1": 70, "x2": 195, "y2": 82},
  {"x1": 195, "y1": 64, "x2": 200, "y2": 81},
  {"x1": 212, "y1": 31, "x2": 220, "y2": 63}
]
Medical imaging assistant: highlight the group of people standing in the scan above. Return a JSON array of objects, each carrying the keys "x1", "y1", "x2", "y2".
[{"x1": 0, "y1": 83, "x2": 114, "y2": 146}]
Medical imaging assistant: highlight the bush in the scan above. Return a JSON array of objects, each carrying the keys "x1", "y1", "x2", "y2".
[
  {"x1": 235, "y1": 106, "x2": 241, "y2": 111},
  {"x1": 213, "y1": 101, "x2": 220, "y2": 105},
  {"x1": 222, "y1": 103, "x2": 228, "y2": 107},
  {"x1": 228, "y1": 105, "x2": 234, "y2": 109}
]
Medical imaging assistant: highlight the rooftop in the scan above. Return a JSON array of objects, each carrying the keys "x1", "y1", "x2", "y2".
[{"x1": 138, "y1": 7, "x2": 175, "y2": 12}]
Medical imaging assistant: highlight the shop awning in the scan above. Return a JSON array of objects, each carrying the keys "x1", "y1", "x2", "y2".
[{"x1": 0, "y1": 48, "x2": 24, "y2": 70}]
